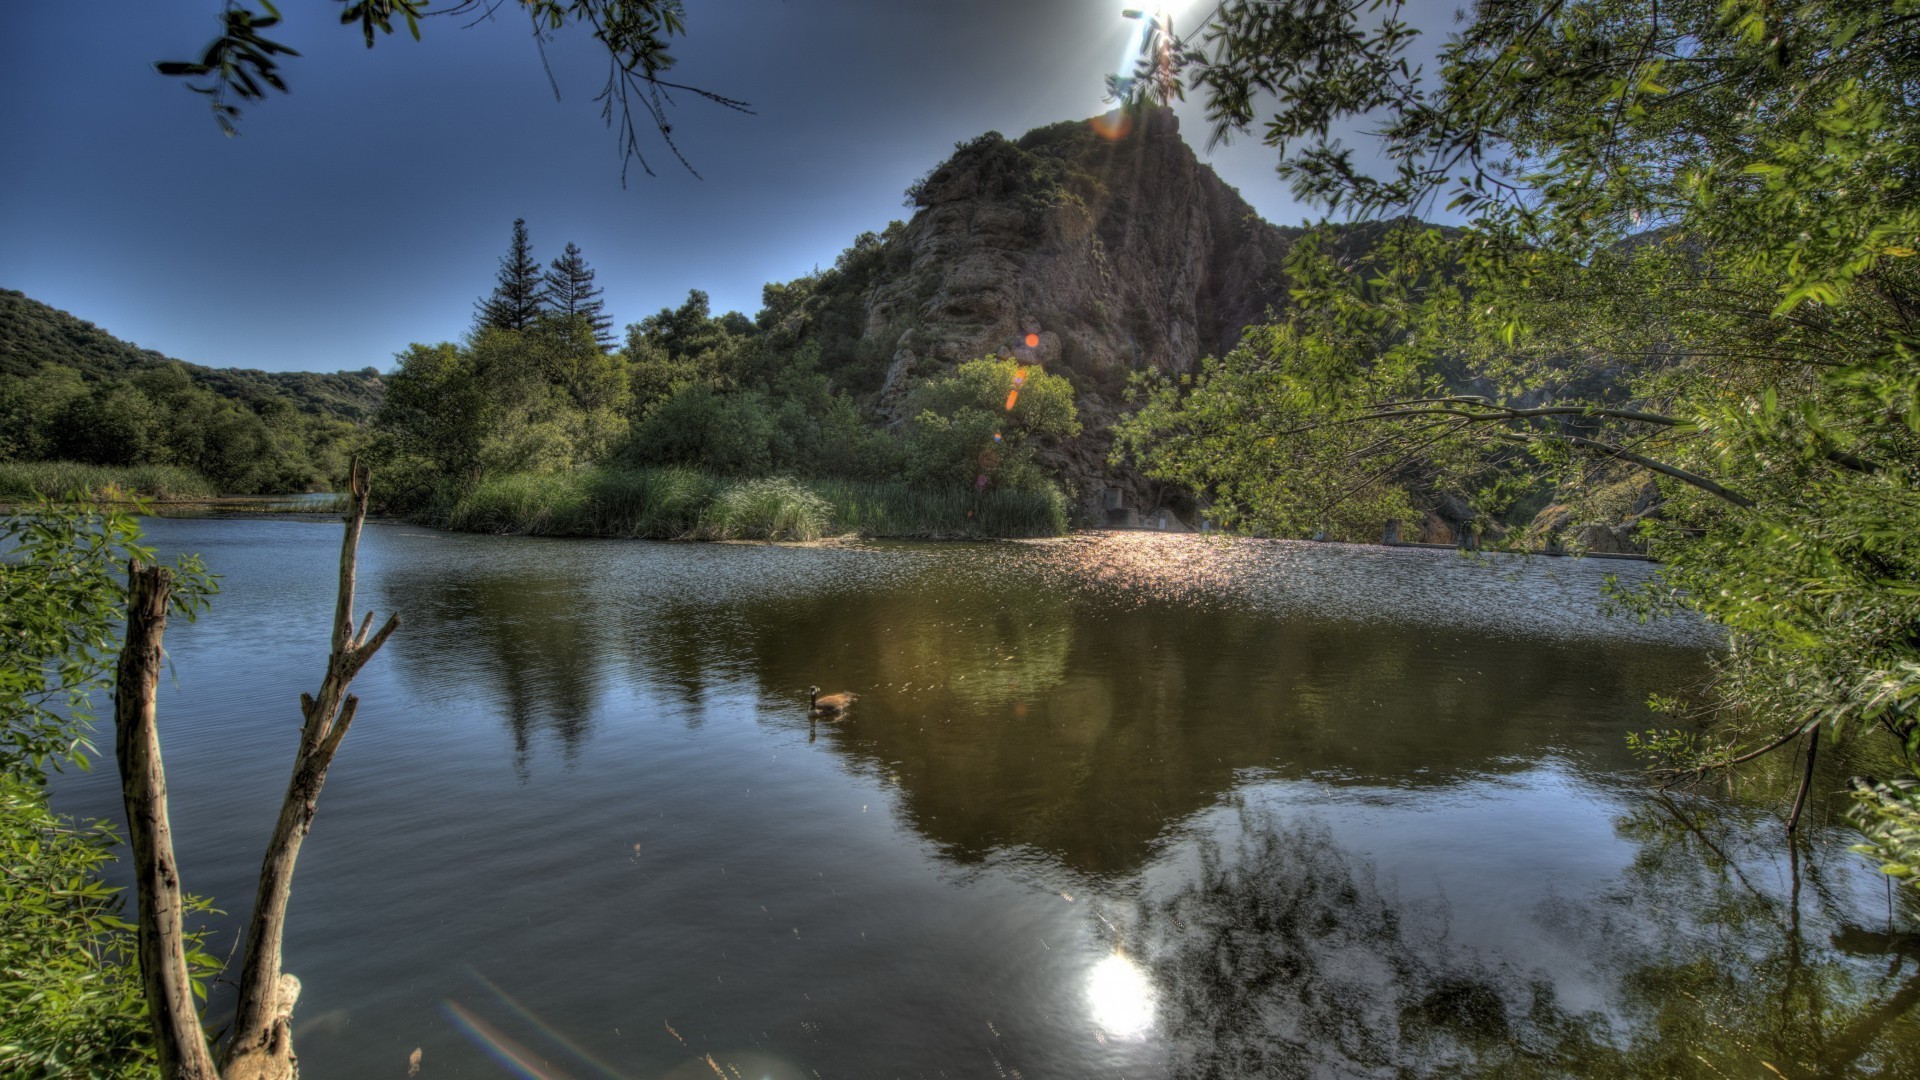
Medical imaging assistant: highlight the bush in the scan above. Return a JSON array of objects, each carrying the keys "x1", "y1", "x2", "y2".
[
  {"x1": 429, "y1": 467, "x2": 1070, "y2": 541},
  {"x1": 818, "y1": 479, "x2": 1068, "y2": 538},
  {"x1": 700, "y1": 478, "x2": 831, "y2": 541},
  {"x1": 0, "y1": 775, "x2": 222, "y2": 1078},
  {"x1": 0, "y1": 502, "x2": 218, "y2": 1076}
]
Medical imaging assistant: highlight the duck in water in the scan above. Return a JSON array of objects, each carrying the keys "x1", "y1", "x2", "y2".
[{"x1": 809, "y1": 685, "x2": 858, "y2": 718}]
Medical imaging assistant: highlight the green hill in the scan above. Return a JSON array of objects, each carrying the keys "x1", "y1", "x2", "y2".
[
  {"x1": 0, "y1": 289, "x2": 379, "y2": 493},
  {"x1": 0, "y1": 289, "x2": 383, "y2": 421}
]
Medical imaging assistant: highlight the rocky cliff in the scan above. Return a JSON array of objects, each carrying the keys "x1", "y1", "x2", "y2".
[{"x1": 834, "y1": 108, "x2": 1300, "y2": 522}]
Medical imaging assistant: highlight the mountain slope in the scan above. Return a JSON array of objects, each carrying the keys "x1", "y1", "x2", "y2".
[{"x1": 0, "y1": 289, "x2": 383, "y2": 422}]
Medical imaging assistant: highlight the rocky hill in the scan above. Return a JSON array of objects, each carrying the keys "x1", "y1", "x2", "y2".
[{"x1": 796, "y1": 108, "x2": 1305, "y2": 521}]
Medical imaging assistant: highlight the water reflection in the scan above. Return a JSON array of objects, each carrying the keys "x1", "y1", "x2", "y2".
[
  {"x1": 379, "y1": 531, "x2": 1706, "y2": 872},
  {"x1": 1119, "y1": 795, "x2": 1920, "y2": 1077},
  {"x1": 379, "y1": 551, "x2": 612, "y2": 774},
  {"x1": 99, "y1": 521, "x2": 1917, "y2": 1077}
]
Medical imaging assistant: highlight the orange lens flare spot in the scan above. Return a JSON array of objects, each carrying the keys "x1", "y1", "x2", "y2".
[
  {"x1": 1005, "y1": 389, "x2": 1020, "y2": 411},
  {"x1": 1024, "y1": 332, "x2": 1039, "y2": 348},
  {"x1": 1090, "y1": 110, "x2": 1135, "y2": 141}
]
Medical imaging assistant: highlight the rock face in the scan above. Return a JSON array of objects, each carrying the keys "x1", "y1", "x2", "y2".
[{"x1": 848, "y1": 109, "x2": 1298, "y2": 522}]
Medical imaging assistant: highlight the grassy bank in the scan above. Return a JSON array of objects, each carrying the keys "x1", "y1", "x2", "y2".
[
  {"x1": 422, "y1": 467, "x2": 1068, "y2": 540},
  {"x1": 0, "y1": 461, "x2": 220, "y2": 501}
]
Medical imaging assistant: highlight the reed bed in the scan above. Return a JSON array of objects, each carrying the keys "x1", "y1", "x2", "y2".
[
  {"x1": 0, "y1": 461, "x2": 219, "y2": 501},
  {"x1": 433, "y1": 467, "x2": 1068, "y2": 540}
]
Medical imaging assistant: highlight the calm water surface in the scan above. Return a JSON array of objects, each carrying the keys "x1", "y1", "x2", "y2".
[{"x1": 49, "y1": 520, "x2": 1920, "y2": 1078}]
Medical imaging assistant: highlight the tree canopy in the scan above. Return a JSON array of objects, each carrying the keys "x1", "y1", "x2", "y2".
[{"x1": 1114, "y1": 0, "x2": 1920, "y2": 880}]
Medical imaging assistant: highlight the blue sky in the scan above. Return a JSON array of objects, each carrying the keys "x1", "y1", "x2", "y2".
[{"x1": 0, "y1": 1, "x2": 1453, "y2": 373}]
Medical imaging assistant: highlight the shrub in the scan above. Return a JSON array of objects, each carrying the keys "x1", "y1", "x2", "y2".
[{"x1": 701, "y1": 477, "x2": 831, "y2": 541}]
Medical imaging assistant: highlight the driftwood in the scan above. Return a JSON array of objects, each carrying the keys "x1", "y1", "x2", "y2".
[
  {"x1": 115, "y1": 562, "x2": 222, "y2": 1079},
  {"x1": 112, "y1": 459, "x2": 397, "y2": 1079},
  {"x1": 222, "y1": 459, "x2": 398, "y2": 1075}
]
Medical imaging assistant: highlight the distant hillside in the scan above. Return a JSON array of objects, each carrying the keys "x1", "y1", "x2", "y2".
[
  {"x1": 0, "y1": 290, "x2": 377, "y2": 492},
  {"x1": 0, "y1": 289, "x2": 383, "y2": 422}
]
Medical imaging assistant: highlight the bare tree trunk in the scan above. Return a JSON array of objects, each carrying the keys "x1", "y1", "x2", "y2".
[
  {"x1": 222, "y1": 461, "x2": 398, "y2": 1078},
  {"x1": 1786, "y1": 729, "x2": 1820, "y2": 833},
  {"x1": 114, "y1": 562, "x2": 222, "y2": 1080}
]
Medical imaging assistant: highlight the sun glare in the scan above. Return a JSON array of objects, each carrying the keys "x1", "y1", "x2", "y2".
[{"x1": 1086, "y1": 952, "x2": 1156, "y2": 1038}]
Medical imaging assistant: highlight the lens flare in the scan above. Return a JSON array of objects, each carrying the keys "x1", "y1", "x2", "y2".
[
  {"x1": 441, "y1": 999, "x2": 575, "y2": 1080},
  {"x1": 1005, "y1": 389, "x2": 1020, "y2": 411},
  {"x1": 1089, "y1": 109, "x2": 1135, "y2": 140},
  {"x1": 468, "y1": 967, "x2": 628, "y2": 1080},
  {"x1": 1024, "y1": 332, "x2": 1040, "y2": 348}
]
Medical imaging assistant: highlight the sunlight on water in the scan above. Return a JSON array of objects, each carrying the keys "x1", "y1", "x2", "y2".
[{"x1": 1086, "y1": 952, "x2": 1156, "y2": 1038}]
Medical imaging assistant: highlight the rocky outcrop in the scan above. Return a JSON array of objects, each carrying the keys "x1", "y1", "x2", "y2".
[{"x1": 846, "y1": 109, "x2": 1298, "y2": 521}]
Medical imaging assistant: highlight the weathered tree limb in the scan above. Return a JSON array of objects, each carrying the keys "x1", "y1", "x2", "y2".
[
  {"x1": 1366, "y1": 398, "x2": 1686, "y2": 427},
  {"x1": 114, "y1": 562, "x2": 222, "y2": 1080},
  {"x1": 1786, "y1": 729, "x2": 1821, "y2": 833},
  {"x1": 1491, "y1": 430, "x2": 1757, "y2": 508},
  {"x1": 222, "y1": 460, "x2": 398, "y2": 1074}
]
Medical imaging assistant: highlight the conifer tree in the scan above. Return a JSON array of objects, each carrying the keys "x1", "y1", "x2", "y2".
[
  {"x1": 544, "y1": 241, "x2": 614, "y2": 348},
  {"x1": 475, "y1": 218, "x2": 543, "y2": 332}
]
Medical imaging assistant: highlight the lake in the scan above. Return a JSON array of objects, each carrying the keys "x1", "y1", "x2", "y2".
[{"x1": 49, "y1": 518, "x2": 1920, "y2": 1077}]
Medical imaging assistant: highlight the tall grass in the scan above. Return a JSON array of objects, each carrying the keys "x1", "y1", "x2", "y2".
[
  {"x1": 700, "y1": 478, "x2": 832, "y2": 541},
  {"x1": 0, "y1": 461, "x2": 219, "y2": 501},
  {"x1": 431, "y1": 467, "x2": 1068, "y2": 540}
]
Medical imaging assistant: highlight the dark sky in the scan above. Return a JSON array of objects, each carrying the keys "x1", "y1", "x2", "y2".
[{"x1": 1, "y1": 1, "x2": 1454, "y2": 373}]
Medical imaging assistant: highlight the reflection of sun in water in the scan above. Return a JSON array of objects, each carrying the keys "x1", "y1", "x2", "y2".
[{"x1": 1086, "y1": 952, "x2": 1156, "y2": 1038}]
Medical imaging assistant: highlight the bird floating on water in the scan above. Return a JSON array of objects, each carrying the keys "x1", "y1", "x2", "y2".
[{"x1": 809, "y1": 685, "x2": 858, "y2": 717}]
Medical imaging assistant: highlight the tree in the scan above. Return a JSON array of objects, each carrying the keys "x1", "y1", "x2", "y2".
[
  {"x1": 1114, "y1": 0, "x2": 1920, "y2": 878},
  {"x1": 475, "y1": 218, "x2": 544, "y2": 333},
  {"x1": 543, "y1": 241, "x2": 614, "y2": 348},
  {"x1": 157, "y1": 2, "x2": 751, "y2": 179},
  {"x1": 905, "y1": 357, "x2": 1080, "y2": 493}
]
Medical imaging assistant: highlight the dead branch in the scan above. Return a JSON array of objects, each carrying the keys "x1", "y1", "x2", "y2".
[
  {"x1": 222, "y1": 459, "x2": 399, "y2": 1076},
  {"x1": 114, "y1": 562, "x2": 223, "y2": 1080}
]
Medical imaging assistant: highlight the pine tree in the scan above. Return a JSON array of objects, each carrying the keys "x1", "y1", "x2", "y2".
[
  {"x1": 543, "y1": 241, "x2": 614, "y2": 348},
  {"x1": 475, "y1": 218, "x2": 544, "y2": 332}
]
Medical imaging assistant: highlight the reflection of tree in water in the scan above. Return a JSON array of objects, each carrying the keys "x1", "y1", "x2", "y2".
[
  {"x1": 1133, "y1": 809, "x2": 1587, "y2": 1078},
  {"x1": 790, "y1": 590, "x2": 1699, "y2": 877},
  {"x1": 1592, "y1": 796, "x2": 1920, "y2": 1078},
  {"x1": 616, "y1": 601, "x2": 758, "y2": 717},
  {"x1": 380, "y1": 570, "x2": 608, "y2": 777},
  {"x1": 1133, "y1": 802, "x2": 1920, "y2": 1078}
]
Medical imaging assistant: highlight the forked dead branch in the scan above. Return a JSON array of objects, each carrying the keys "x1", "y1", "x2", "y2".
[{"x1": 112, "y1": 459, "x2": 399, "y2": 1079}]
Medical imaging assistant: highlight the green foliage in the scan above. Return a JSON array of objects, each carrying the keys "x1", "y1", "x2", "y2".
[
  {"x1": 0, "y1": 462, "x2": 218, "y2": 502},
  {"x1": 0, "y1": 290, "x2": 371, "y2": 492},
  {"x1": 432, "y1": 466, "x2": 1067, "y2": 540},
  {"x1": 0, "y1": 289, "x2": 383, "y2": 419},
  {"x1": 1, "y1": 773, "x2": 158, "y2": 1078},
  {"x1": 700, "y1": 478, "x2": 831, "y2": 541},
  {"x1": 475, "y1": 218, "x2": 545, "y2": 333},
  {"x1": 816, "y1": 479, "x2": 1068, "y2": 539},
  {"x1": 543, "y1": 241, "x2": 613, "y2": 347},
  {"x1": 0, "y1": 502, "x2": 219, "y2": 1076},
  {"x1": 1115, "y1": 319, "x2": 1423, "y2": 540},
  {"x1": 1, "y1": 499, "x2": 216, "y2": 778},
  {"x1": 1120, "y1": 0, "x2": 1920, "y2": 880},
  {"x1": 904, "y1": 357, "x2": 1080, "y2": 494},
  {"x1": 157, "y1": 2, "x2": 746, "y2": 179}
]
